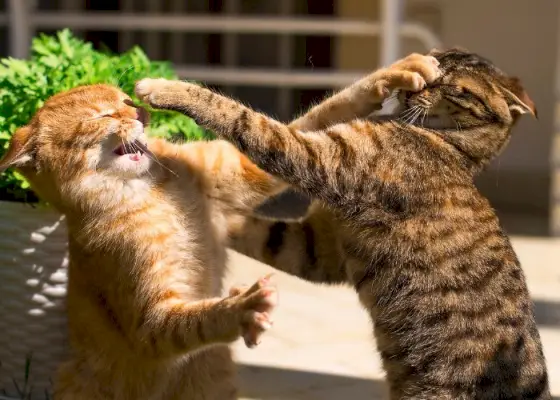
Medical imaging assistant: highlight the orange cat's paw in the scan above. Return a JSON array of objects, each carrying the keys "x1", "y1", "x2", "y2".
[
  {"x1": 390, "y1": 53, "x2": 441, "y2": 91},
  {"x1": 365, "y1": 53, "x2": 442, "y2": 100},
  {"x1": 228, "y1": 273, "x2": 278, "y2": 348}
]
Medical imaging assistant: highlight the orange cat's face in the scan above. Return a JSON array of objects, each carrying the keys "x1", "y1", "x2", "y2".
[
  {"x1": 0, "y1": 84, "x2": 152, "y2": 206},
  {"x1": 36, "y1": 84, "x2": 151, "y2": 177}
]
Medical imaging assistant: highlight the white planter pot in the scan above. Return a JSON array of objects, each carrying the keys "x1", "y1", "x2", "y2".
[{"x1": 0, "y1": 201, "x2": 69, "y2": 399}]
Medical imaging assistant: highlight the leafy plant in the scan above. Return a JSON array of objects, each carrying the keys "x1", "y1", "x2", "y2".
[{"x1": 0, "y1": 29, "x2": 212, "y2": 202}]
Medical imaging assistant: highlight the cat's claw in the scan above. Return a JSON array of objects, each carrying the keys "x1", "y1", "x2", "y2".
[
  {"x1": 228, "y1": 273, "x2": 278, "y2": 349},
  {"x1": 243, "y1": 311, "x2": 273, "y2": 348}
]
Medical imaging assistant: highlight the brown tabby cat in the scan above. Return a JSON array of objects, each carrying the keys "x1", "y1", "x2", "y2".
[
  {"x1": 0, "y1": 84, "x2": 284, "y2": 400},
  {"x1": 229, "y1": 53, "x2": 443, "y2": 285},
  {"x1": 226, "y1": 53, "x2": 440, "y2": 284},
  {"x1": 223, "y1": 55, "x2": 439, "y2": 288},
  {"x1": 136, "y1": 48, "x2": 551, "y2": 399}
]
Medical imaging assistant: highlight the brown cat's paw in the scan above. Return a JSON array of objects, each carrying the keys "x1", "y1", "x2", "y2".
[
  {"x1": 228, "y1": 273, "x2": 278, "y2": 348},
  {"x1": 135, "y1": 78, "x2": 168, "y2": 105},
  {"x1": 135, "y1": 78, "x2": 194, "y2": 109}
]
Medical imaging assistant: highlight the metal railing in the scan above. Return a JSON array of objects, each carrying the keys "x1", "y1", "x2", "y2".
[{"x1": 4, "y1": 0, "x2": 442, "y2": 118}]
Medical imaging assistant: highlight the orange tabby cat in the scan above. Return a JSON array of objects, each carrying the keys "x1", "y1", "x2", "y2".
[{"x1": 0, "y1": 84, "x2": 286, "y2": 399}]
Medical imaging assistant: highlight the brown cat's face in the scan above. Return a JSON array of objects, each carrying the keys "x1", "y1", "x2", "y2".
[
  {"x1": 397, "y1": 48, "x2": 536, "y2": 130},
  {"x1": 0, "y1": 84, "x2": 151, "y2": 205}
]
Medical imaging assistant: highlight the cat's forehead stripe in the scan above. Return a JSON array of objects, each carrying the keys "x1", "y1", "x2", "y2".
[{"x1": 437, "y1": 51, "x2": 504, "y2": 76}]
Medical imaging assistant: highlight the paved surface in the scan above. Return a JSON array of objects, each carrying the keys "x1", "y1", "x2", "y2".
[{"x1": 223, "y1": 236, "x2": 560, "y2": 400}]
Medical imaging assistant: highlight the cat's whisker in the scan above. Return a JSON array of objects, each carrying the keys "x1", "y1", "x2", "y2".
[
  {"x1": 420, "y1": 109, "x2": 428, "y2": 128},
  {"x1": 451, "y1": 117, "x2": 463, "y2": 133},
  {"x1": 408, "y1": 109, "x2": 423, "y2": 126},
  {"x1": 404, "y1": 106, "x2": 421, "y2": 119},
  {"x1": 403, "y1": 107, "x2": 422, "y2": 125},
  {"x1": 398, "y1": 106, "x2": 414, "y2": 118},
  {"x1": 129, "y1": 141, "x2": 155, "y2": 179},
  {"x1": 115, "y1": 66, "x2": 135, "y2": 88},
  {"x1": 400, "y1": 113, "x2": 413, "y2": 125},
  {"x1": 398, "y1": 106, "x2": 420, "y2": 122},
  {"x1": 412, "y1": 107, "x2": 425, "y2": 125},
  {"x1": 415, "y1": 108, "x2": 427, "y2": 125},
  {"x1": 131, "y1": 141, "x2": 179, "y2": 178},
  {"x1": 399, "y1": 105, "x2": 419, "y2": 118}
]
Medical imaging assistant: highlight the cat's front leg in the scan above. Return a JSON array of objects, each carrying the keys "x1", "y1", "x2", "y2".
[
  {"x1": 134, "y1": 78, "x2": 363, "y2": 197},
  {"x1": 226, "y1": 276, "x2": 278, "y2": 347},
  {"x1": 139, "y1": 274, "x2": 277, "y2": 357},
  {"x1": 136, "y1": 79, "x2": 211, "y2": 120},
  {"x1": 362, "y1": 52, "x2": 441, "y2": 99},
  {"x1": 289, "y1": 53, "x2": 441, "y2": 130},
  {"x1": 199, "y1": 273, "x2": 278, "y2": 349}
]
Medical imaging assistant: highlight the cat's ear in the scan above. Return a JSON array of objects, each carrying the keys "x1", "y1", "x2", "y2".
[
  {"x1": 0, "y1": 126, "x2": 33, "y2": 173},
  {"x1": 505, "y1": 77, "x2": 537, "y2": 119}
]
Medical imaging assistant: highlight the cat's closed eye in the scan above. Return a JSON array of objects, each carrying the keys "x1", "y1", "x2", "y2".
[
  {"x1": 451, "y1": 86, "x2": 470, "y2": 96},
  {"x1": 449, "y1": 86, "x2": 480, "y2": 102}
]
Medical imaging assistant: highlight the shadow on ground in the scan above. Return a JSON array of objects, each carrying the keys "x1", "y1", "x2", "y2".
[
  {"x1": 238, "y1": 364, "x2": 560, "y2": 399},
  {"x1": 238, "y1": 364, "x2": 387, "y2": 399}
]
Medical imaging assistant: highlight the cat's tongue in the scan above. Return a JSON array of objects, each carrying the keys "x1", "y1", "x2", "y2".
[{"x1": 130, "y1": 153, "x2": 141, "y2": 161}]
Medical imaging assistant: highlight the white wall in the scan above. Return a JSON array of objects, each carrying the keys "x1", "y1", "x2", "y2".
[{"x1": 440, "y1": 0, "x2": 559, "y2": 214}]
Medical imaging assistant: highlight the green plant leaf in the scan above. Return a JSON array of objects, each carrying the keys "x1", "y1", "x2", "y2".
[{"x1": 0, "y1": 30, "x2": 214, "y2": 203}]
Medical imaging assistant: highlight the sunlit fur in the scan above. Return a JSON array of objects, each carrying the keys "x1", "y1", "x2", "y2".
[
  {"x1": 0, "y1": 84, "x2": 285, "y2": 400},
  {"x1": 136, "y1": 48, "x2": 550, "y2": 399}
]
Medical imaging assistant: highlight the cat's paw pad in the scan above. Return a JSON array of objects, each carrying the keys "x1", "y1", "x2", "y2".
[
  {"x1": 385, "y1": 53, "x2": 442, "y2": 93},
  {"x1": 403, "y1": 54, "x2": 441, "y2": 83},
  {"x1": 135, "y1": 78, "x2": 167, "y2": 105},
  {"x1": 404, "y1": 71, "x2": 428, "y2": 92},
  {"x1": 228, "y1": 274, "x2": 278, "y2": 348}
]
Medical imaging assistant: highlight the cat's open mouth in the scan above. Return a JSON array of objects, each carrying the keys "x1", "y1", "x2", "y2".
[{"x1": 113, "y1": 140, "x2": 149, "y2": 161}]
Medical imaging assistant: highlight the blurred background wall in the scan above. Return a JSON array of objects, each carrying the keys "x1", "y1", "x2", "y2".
[{"x1": 1, "y1": 0, "x2": 558, "y2": 236}]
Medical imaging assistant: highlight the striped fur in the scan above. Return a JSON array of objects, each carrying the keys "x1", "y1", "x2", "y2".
[
  {"x1": 229, "y1": 53, "x2": 442, "y2": 285},
  {"x1": 0, "y1": 85, "x2": 285, "y2": 400},
  {"x1": 227, "y1": 201, "x2": 348, "y2": 284},
  {"x1": 137, "y1": 49, "x2": 550, "y2": 399}
]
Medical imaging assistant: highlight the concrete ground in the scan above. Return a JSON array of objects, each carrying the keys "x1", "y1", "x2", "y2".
[{"x1": 223, "y1": 236, "x2": 560, "y2": 400}]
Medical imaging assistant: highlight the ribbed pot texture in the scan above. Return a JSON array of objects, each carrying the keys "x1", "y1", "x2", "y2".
[{"x1": 0, "y1": 201, "x2": 68, "y2": 399}]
